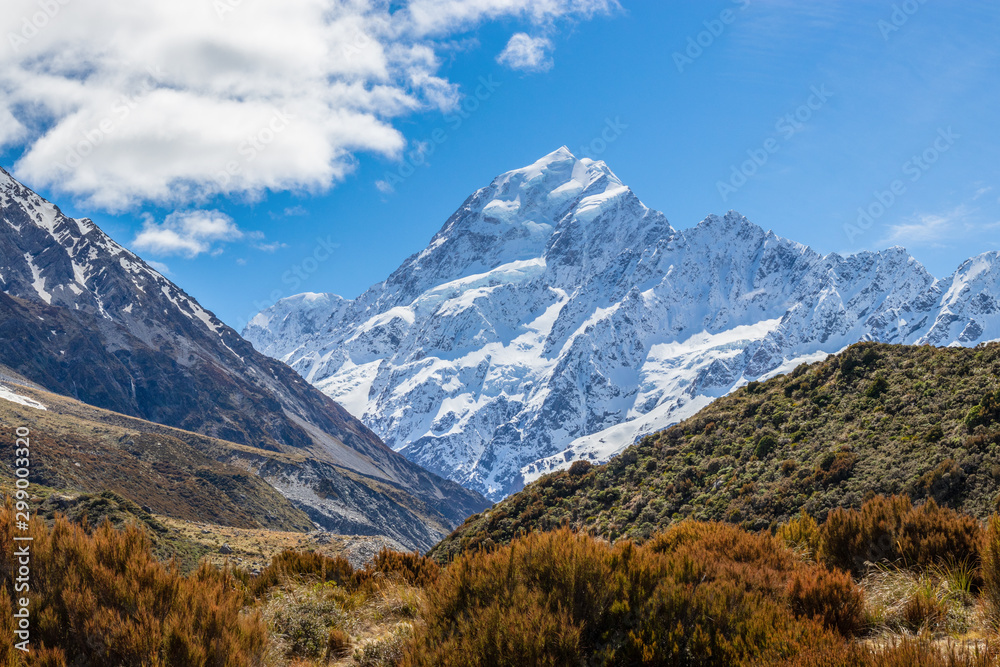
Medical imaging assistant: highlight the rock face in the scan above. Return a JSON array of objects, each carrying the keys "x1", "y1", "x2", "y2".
[
  {"x1": 244, "y1": 148, "x2": 1000, "y2": 501},
  {"x1": 0, "y1": 166, "x2": 489, "y2": 550}
]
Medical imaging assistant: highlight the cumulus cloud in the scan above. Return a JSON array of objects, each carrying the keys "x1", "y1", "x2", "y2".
[
  {"x1": 497, "y1": 33, "x2": 554, "y2": 72},
  {"x1": 0, "y1": 0, "x2": 616, "y2": 211},
  {"x1": 133, "y1": 210, "x2": 244, "y2": 257}
]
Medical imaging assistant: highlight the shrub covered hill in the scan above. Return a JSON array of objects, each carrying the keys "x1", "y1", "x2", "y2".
[{"x1": 432, "y1": 341, "x2": 1000, "y2": 560}]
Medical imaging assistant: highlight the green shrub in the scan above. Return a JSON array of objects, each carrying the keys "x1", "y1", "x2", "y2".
[
  {"x1": 756, "y1": 434, "x2": 778, "y2": 459},
  {"x1": 865, "y1": 377, "x2": 890, "y2": 399},
  {"x1": 965, "y1": 388, "x2": 1000, "y2": 432}
]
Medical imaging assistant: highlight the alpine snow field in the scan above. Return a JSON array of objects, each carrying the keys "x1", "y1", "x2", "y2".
[{"x1": 246, "y1": 148, "x2": 1000, "y2": 500}]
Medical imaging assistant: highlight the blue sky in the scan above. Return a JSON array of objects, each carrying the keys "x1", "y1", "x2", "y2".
[{"x1": 2, "y1": 1, "x2": 998, "y2": 330}]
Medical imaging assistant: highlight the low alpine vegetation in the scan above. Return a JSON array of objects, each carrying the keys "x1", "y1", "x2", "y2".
[
  {"x1": 433, "y1": 342, "x2": 1000, "y2": 561},
  {"x1": 5, "y1": 495, "x2": 1000, "y2": 665}
]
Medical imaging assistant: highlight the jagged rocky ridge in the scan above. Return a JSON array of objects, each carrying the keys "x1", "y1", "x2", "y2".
[
  {"x1": 244, "y1": 147, "x2": 1000, "y2": 501},
  {"x1": 0, "y1": 166, "x2": 488, "y2": 550}
]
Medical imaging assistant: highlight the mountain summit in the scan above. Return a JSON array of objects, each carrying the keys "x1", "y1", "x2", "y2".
[
  {"x1": 245, "y1": 149, "x2": 1000, "y2": 500},
  {"x1": 0, "y1": 167, "x2": 488, "y2": 549}
]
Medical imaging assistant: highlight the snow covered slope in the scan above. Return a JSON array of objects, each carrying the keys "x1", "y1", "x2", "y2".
[{"x1": 244, "y1": 148, "x2": 1000, "y2": 501}]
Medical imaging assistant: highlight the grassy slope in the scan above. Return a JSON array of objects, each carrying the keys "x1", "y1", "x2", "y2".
[
  {"x1": 432, "y1": 341, "x2": 1000, "y2": 560},
  {"x1": 0, "y1": 361, "x2": 486, "y2": 551},
  {"x1": 0, "y1": 367, "x2": 314, "y2": 532}
]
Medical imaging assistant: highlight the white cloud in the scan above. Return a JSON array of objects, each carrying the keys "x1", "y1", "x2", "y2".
[
  {"x1": 405, "y1": 0, "x2": 618, "y2": 35},
  {"x1": 0, "y1": 0, "x2": 616, "y2": 211},
  {"x1": 497, "y1": 33, "x2": 554, "y2": 72},
  {"x1": 133, "y1": 210, "x2": 244, "y2": 257},
  {"x1": 254, "y1": 240, "x2": 288, "y2": 253}
]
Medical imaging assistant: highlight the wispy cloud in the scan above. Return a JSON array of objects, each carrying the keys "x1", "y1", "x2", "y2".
[
  {"x1": 146, "y1": 260, "x2": 171, "y2": 275},
  {"x1": 876, "y1": 206, "x2": 995, "y2": 248}
]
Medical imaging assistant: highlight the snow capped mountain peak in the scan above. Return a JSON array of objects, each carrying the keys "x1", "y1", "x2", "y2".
[
  {"x1": 435, "y1": 146, "x2": 629, "y2": 250},
  {"x1": 509, "y1": 145, "x2": 623, "y2": 190},
  {"x1": 0, "y1": 166, "x2": 228, "y2": 339},
  {"x1": 245, "y1": 149, "x2": 1000, "y2": 501}
]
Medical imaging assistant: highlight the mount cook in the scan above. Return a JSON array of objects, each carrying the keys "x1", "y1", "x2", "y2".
[{"x1": 245, "y1": 147, "x2": 1000, "y2": 501}]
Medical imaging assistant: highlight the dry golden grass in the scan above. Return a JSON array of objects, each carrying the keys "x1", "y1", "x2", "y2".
[{"x1": 157, "y1": 516, "x2": 406, "y2": 573}]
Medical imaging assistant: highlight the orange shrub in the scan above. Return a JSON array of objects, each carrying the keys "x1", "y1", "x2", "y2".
[
  {"x1": 780, "y1": 639, "x2": 998, "y2": 667},
  {"x1": 818, "y1": 495, "x2": 982, "y2": 575},
  {"x1": 897, "y1": 499, "x2": 981, "y2": 569},
  {"x1": 983, "y1": 514, "x2": 1000, "y2": 622},
  {"x1": 786, "y1": 567, "x2": 864, "y2": 636},
  {"x1": 0, "y1": 500, "x2": 266, "y2": 667},
  {"x1": 248, "y1": 548, "x2": 354, "y2": 597},
  {"x1": 406, "y1": 524, "x2": 863, "y2": 666},
  {"x1": 361, "y1": 548, "x2": 440, "y2": 588}
]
